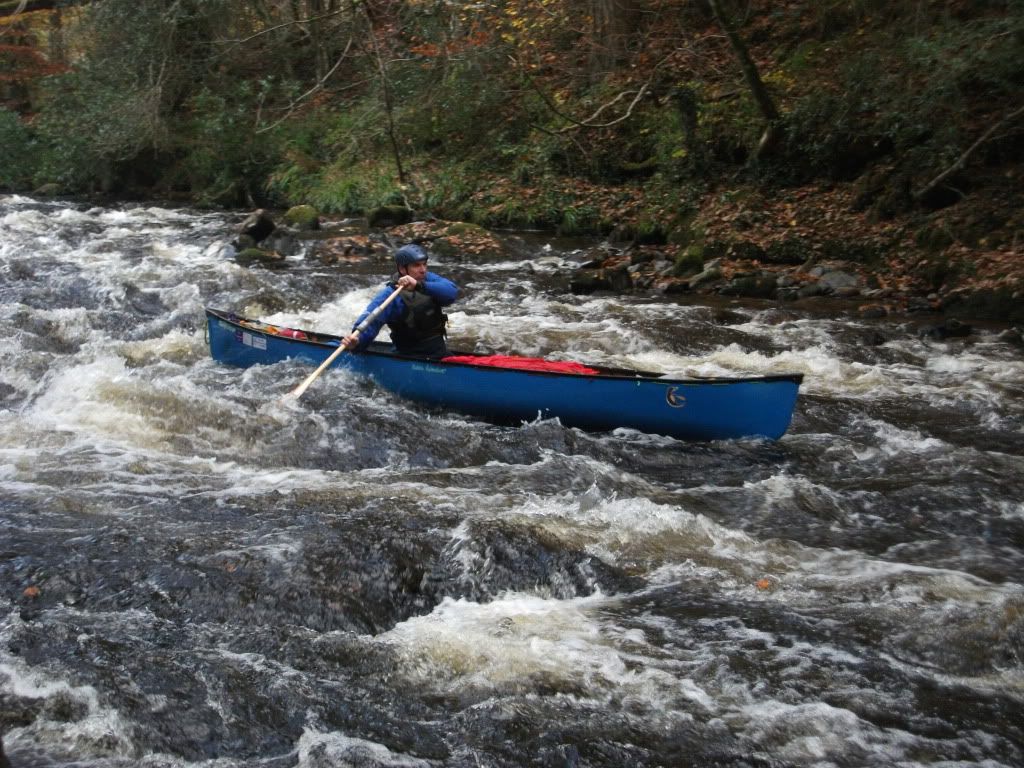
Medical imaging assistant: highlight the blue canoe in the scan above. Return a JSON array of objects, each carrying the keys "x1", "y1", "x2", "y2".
[{"x1": 206, "y1": 308, "x2": 802, "y2": 441}]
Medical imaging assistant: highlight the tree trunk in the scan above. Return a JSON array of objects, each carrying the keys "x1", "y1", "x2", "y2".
[
  {"x1": 707, "y1": 0, "x2": 783, "y2": 159},
  {"x1": 587, "y1": 0, "x2": 637, "y2": 81},
  {"x1": 359, "y1": 3, "x2": 407, "y2": 187}
]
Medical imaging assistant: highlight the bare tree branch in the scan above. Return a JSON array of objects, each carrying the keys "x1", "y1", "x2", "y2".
[
  {"x1": 0, "y1": 0, "x2": 28, "y2": 34},
  {"x1": 255, "y1": 37, "x2": 356, "y2": 134},
  {"x1": 223, "y1": 7, "x2": 350, "y2": 45},
  {"x1": 512, "y1": 56, "x2": 650, "y2": 132},
  {"x1": 914, "y1": 103, "x2": 1024, "y2": 201},
  {"x1": 0, "y1": 0, "x2": 45, "y2": 20}
]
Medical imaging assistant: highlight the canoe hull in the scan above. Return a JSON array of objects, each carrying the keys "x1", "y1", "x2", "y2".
[{"x1": 206, "y1": 309, "x2": 802, "y2": 441}]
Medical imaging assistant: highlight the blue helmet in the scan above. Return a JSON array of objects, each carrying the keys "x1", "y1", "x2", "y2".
[{"x1": 394, "y1": 243, "x2": 428, "y2": 267}]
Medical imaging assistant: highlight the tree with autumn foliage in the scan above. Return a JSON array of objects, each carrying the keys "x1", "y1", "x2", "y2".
[{"x1": 0, "y1": 0, "x2": 1019, "y2": 246}]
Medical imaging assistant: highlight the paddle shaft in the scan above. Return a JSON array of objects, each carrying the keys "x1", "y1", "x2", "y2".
[{"x1": 283, "y1": 285, "x2": 404, "y2": 400}]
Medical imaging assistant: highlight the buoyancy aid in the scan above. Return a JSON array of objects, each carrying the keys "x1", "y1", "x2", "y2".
[{"x1": 386, "y1": 276, "x2": 447, "y2": 350}]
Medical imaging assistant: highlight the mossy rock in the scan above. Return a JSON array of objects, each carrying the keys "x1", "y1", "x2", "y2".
[
  {"x1": 764, "y1": 237, "x2": 812, "y2": 265},
  {"x1": 443, "y1": 222, "x2": 488, "y2": 237},
  {"x1": 667, "y1": 216, "x2": 704, "y2": 248},
  {"x1": 429, "y1": 239, "x2": 458, "y2": 259},
  {"x1": 369, "y1": 205, "x2": 413, "y2": 227},
  {"x1": 605, "y1": 264, "x2": 633, "y2": 292},
  {"x1": 283, "y1": 205, "x2": 320, "y2": 230},
  {"x1": 671, "y1": 245, "x2": 704, "y2": 276}
]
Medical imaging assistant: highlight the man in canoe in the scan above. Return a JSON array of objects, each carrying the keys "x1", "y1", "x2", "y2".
[{"x1": 341, "y1": 243, "x2": 459, "y2": 358}]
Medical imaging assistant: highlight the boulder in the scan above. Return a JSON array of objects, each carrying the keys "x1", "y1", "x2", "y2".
[
  {"x1": 569, "y1": 273, "x2": 614, "y2": 294},
  {"x1": 236, "y1": 209, "x2": 276, "y2": 245},
  {"x1": 995, "y1": 327, "x2": 1023, "y2": 347},
  {"x1": 819, "y1": 270, "x2": 860, "y2": 293},
  {"x1": 264, "y1": 226, "x2": 301, "y2": 257},
  {"x1": 313, "y1": 236, "x2": 390, "y2": 264},
  {"x1": 368, "y1": 205, "x2": 413, "y2": 227},
  {"x1": 719, "y1": 273, "x2": 777, "y2": 298},
  {"x1": 918, "y1": 318, "x2": 973, "y2": 340},
  {"x1": 283, "y1": 205, "x2": 320, "y2": 230}
]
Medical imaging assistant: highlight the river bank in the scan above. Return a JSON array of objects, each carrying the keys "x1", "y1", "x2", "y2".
[
  {"x1": 16, "y1": 167, "x2": 1024, "y2": 335},
  {"x1": 220, "y1": 178, "x2": 1024, "y2": 342}
]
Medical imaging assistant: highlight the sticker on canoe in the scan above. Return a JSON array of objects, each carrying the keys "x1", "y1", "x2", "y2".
[
  {"x1": 412, "y1": 363, "x2": 446, "y2": 375},
  {"x1": 235, "y1": 330, "x2": 267, "y2": 350},
  {"x1": 666, "y1": 387, "x2": 686, "y2": 408}
]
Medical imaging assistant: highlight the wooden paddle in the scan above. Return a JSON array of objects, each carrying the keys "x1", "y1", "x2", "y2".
[{"x1": 282, "y1": 284, "x2": 404, "y2": 401}]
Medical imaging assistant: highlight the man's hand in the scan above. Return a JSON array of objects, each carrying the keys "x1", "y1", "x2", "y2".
[
  {"x1": 396, "y1": 274, "x2": 417, "y2": 290},
  {"x1": 341, "y1": 330, "x2": 360, "y2": 349}
]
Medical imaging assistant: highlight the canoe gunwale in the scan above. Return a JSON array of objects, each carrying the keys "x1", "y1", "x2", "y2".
[{"x1": 205, "y1": 308, "x2": 804, "y2": 387}]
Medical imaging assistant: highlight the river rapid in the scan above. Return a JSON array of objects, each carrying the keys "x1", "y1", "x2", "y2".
[{"x1": 1, "y1": 196, "x2": 1022, "y2": 768}]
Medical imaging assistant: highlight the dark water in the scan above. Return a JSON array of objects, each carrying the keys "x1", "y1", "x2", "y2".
[{"x1": 1, "y1": 196, "x2": 1022, "y2": 767}]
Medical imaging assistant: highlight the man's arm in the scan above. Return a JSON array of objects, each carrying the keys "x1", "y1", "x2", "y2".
[
  {"x1": 421, "y1": 272, "x2": 459, "y2": 306},
  {"x1": 345, "y1": 286, "x2": 402, "y2": 349}
]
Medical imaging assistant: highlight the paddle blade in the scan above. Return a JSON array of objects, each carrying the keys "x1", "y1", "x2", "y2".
[{"x1": 281, "y1": 344, "x2": 347, "y2": 402}]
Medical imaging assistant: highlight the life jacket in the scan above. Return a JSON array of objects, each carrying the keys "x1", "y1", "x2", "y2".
[{"x1": 386, "y1": 275, "x2": 447, "y2": 351}]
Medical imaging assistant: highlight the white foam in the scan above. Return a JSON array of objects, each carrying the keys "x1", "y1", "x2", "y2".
[
  {"x1": 0, "y1": 654, "x2": 135, "y2": 758},
  {"x1": 295, "y1": 727, "x2": 432, "y2": 767},
  {"x1": 736, "y1": 700, "x2": 900, "y2": 764},
  {"x1": 377, "y1": 591, "x2": 712, "y2": 717}
]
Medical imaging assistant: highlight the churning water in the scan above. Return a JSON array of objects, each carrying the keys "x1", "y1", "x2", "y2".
[{"x1": 1, "y1": 195, "x2": 1022, "y2": 767}]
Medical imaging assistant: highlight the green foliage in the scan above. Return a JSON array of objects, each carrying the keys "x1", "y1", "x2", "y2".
[
  {"x1": 175, "y1": 83, "x2": 282, "y2": 205},
  {"x1": 0, "y1": 109, "x2": 36, "y2": 190},
  {"x1": 29, "y1": 70, "x2": 161, "y2": 191},
  {"x1": 23, "y1": 0, "x2": 240, "y2": 194},
  {"x1": 413, "y1": 162, "x2": 481, "y2": 219},
  {"x1": 778, "y1": 4, "x2": 1024, "y2": 183},
  {"x1": 269, "y1": 155, "x2": 404, "y2": 215},
  {"x1": 7, "y1": 0, "x2": 1022, "y2": 247}
]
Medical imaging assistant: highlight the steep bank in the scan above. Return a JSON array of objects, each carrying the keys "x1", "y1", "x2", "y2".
[{"x1": 335, "y1": 166, "x2": 1024, "y2": 328}]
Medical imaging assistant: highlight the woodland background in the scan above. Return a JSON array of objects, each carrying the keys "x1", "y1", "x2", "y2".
[{"x1": 2, "y1": 0, "x2": 1023, "y2": 319}]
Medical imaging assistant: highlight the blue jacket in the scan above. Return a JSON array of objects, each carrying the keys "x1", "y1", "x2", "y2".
[{"x1": 351, "y1": 271, "x2": 459, "y2": 350}]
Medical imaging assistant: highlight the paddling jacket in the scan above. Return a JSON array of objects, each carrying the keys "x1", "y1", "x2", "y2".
[{"x1": 350, "y1": 271, "x2": 459, "y2": 357}]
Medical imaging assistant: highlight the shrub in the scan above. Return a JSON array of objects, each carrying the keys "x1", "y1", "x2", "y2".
[{"x1": 0, "y1": 109, "x2": 36, "y2": 190}]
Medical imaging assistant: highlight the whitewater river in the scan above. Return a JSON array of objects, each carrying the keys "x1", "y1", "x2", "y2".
[{"x1": 1, "y1": 196, "x2": 1022, "y2": 767}]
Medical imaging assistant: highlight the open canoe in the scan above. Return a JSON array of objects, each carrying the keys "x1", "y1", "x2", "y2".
[{"x1": 206, "y1": 308, "x2": 803, "y2": 441}]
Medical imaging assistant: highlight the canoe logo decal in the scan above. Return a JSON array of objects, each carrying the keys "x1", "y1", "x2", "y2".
[
  {"x1": 665, "y1": 387, "x2": 686, "y2": 408},
  {"x1": 412, "y1": 363, "x2": 446, "y2": 375},
  {"x1": 235, "y1": 330, "x2": 267, "y2": 350}
]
